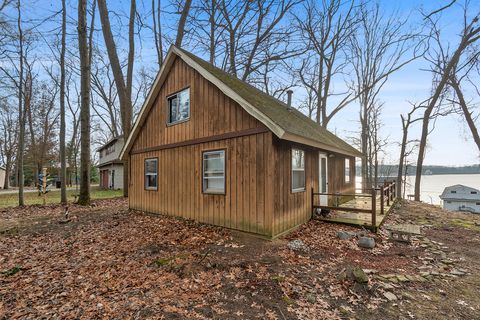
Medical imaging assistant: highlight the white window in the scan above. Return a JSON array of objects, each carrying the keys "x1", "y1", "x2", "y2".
[
  {"x1": 345, "y1": 158, "x2": 351, "y2": 183},
  {"x1": 145, "y1": 158, "x2": 158, "y2": 190},
  {"x1": 203, "y1": 150, "x2": 225, "y2": 194},
  {"x1": 167, "y1": 88, "x2": 190, "y2": 124},
  {"x1": 292, "y1": 149, "x2": 305, "y2": 192}
]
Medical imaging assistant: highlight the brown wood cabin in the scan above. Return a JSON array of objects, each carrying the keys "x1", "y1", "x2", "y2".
[{"x1": 120, "y1": 46, "x2": 362, "y2": 238}]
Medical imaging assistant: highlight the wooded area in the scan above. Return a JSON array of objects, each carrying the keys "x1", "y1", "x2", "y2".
[{"x1": 0, "y1": 0, "x2": 479, "y2": 206}]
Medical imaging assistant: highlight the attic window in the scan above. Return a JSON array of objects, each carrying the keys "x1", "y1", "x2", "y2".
[
  {"x1": 471, "y1": 191, "x2": 477, "y2": 194},
  {"x1": 451, "y1": 190, "x2": 457, "y2": 193},
  {"x1": 167, "y1": 88, "x2": 190, "y2": 124}
]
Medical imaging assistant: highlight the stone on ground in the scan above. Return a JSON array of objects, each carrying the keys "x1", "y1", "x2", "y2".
[
  {"x1": 383, "y1": 292, "x2": 398, "y2": 301},
  {"x1": 287, "y1": 239, "x2": 308, "y2": 252},
  {"x1": 358, "y1": 236, "x2": 376, "y2": 249}
]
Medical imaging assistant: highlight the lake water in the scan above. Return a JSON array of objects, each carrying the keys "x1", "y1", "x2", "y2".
[{"x1": 357, "y1": 174, "x2": 480, "y2": 205}]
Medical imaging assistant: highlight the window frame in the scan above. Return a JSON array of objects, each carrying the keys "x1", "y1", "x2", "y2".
[
  {"x1": 344, "y1": 158, "x2": 351, "y2": 184},
  {"x1": 166, "y1": 87, "x2": 190, "y2": 126},
  {"x1": 144, "y1": 157, "x2": 158, "y2": 191},
  {"x1": 291, "y1": 148, "x2": 306, "y2": 193},
  {"x1": 202, "y1": 149, "x2": 226, "y2": 195}
]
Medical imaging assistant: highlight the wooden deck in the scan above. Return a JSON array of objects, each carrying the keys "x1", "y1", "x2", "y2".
[
  {"x1": 315, "y1": 196, "x2": 393, "y2": 228},
  {"x1": 312, "y1": 181, "x2": 397, "y2": 231}
]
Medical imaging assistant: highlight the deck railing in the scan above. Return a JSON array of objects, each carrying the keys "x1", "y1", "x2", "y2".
[{"x1": 311, "y1": 180, "x2": 397, "y2": 231}]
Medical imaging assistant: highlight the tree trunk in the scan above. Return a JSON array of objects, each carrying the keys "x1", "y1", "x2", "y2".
[
  {"x1": 450, "y1": 78, "x2": 480, "y2": 152},
  {"x1": 97, "y1": 0, "x2": 134, "y2": 197},
  {"x1": 414, "y1": 35, "x2": 470, "y2": 200},
  {"x1": 175, "y1": 0, "x2": 192, "y2": 48},
  {"x1": 396, "y1": 116, "x2": 408, "y2": 198},
  {"x1": 59, "y1": 0, "x2": 67, "y2": 203},
  {"x1": 78, "y1": 0, "x2": 91, "y2": 205},
  {"x1": 16, "y1": 0, "x2": 25, "y2": 206}
]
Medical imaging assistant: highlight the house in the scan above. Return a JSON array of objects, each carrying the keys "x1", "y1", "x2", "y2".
[
  {"x1": 440, "y1": 184, "x2": 480, "y2": 213},
  {"x1": 97, "y1": 136, "x2": 124, "y2": 190},
  {"x1": 0, "y1": 167, "x2": 5, "y2": 189},
  {"x1": 120, "y1": 46, "x2": 362, "y2": 238}
]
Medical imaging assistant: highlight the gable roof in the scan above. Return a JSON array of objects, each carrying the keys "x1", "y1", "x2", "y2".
[
  {"x1": 120, "y1": 46, "x2": 362, "y2": 159},
  {"x1": 440, "y1": 184, "x2": 480, "y2": 201},
  {"x1": 97, "y1": 136, "x2": 124, "y2": 152}
]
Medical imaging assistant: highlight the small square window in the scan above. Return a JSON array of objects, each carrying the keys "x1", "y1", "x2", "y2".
[
  {"x1": 167, "y1": 88, "x2": 190, "y2": 124},
  {"x1": 145, "y1": 158, "x2": 158, "y2": 190},
  {"x1": 292, "y1": 149, "x2": 305, "y2": 192},
  {"x1": 203, "y1": 150, "x2": 225, "y2": 194}
]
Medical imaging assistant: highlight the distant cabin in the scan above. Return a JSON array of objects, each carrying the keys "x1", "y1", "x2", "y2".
[
  {"x1": 120, "y1": 46, "x2": 362, "y2": 238},
  {"x1": 440, "y1": 184, "x2": 480, "y2": 214},
  {"x1": 0, "y1": 167, "x2": 5, "y2": 189},
  {"x1": 97, "y1": 136, "x2": 124, "y2": 190}
]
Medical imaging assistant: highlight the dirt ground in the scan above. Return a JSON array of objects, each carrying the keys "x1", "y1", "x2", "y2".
[{"x1": 1, "y1": 199, "x2": 479, "y2": 319}]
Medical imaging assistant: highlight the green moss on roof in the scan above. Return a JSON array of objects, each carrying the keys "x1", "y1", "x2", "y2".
[{"x1": 178, "y1": 48, "x2": 362, "y2": 157}]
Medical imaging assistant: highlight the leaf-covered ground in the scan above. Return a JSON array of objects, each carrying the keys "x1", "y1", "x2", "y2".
[{"x1": 1, "y1": 199, "x2": 479, "y2": 319}]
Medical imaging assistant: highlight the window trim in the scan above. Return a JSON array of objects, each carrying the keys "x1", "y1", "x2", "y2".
[
  {"x1": 344, "y1": 158, "x2": 351, "y2": 184},
  {"x1": 144, "y1": 157, "x2": 158, "y2": 191},
  {"x1": 166, "y1": 87, "x2": 190, "y2": 126},
  {"x1": 202, "y1": 149, "x2": 226, "y2": 195},
  {"x1": 291, "y1": 148, "x2": 306, "y2": 193}
]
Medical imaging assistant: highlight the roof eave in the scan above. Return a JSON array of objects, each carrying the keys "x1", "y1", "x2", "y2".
[{"x1": 281, "y1": 132, "x2": 363, "y2": 158}]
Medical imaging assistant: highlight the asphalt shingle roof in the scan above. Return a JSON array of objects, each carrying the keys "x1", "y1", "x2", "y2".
[{"x1": 178, "y1": 48, "x2": 362, "y2": 157}]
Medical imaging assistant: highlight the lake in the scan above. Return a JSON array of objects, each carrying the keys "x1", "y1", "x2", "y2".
[{"x1": 357, "y1": 174, "x2": 480, "y2": 205}]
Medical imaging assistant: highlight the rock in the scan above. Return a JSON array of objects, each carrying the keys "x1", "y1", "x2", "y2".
[
  {"x1": 450, "y1": 269, "x2": 466, "y2": 276},
  {"x1": 358, "y1": 236, "x2": 375, "y2": 249},
  {"x1": 306, "y1": 293, "x2": 316, "y2": 304},
  {"x1": 383, "y1": 292, "x2": 398, "y2": 301},
  {"x1": 287, "y1": 239, "x2": 308, "y2": 252},
  {"x1": 97, "y1": 303, "x2": 103, "y2": 309},
  {"x1": 337, "y1": 231, "x2": 355, "y2": 240},
  {"x1": 352, "y1": 267, "x2": 369, "y2": 284},
  {"x1": 363, "y1": 269, "x2": 378, "y2": 274},
  {"x1": 381, "y1": 282, "x2": 395, "y2": 290},
  {"x1": 396, "y1": 275, "x2": 409, "y2": 282}
]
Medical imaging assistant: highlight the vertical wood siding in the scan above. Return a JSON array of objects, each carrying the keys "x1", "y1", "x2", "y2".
[
  {"x1": 128, "y1": 55, "x2": 356, "y2": 237},
  {"x1": 131, "y1": 57, "x2": 262, "y2": 152},
  {"x1": 130, "y1": 132, "x2": 274, "y2": 237},
  {"x1": 272, "y1": 138, "x2": 356, "y2": 236}
]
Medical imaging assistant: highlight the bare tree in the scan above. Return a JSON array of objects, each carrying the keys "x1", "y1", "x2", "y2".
[
  {"x1": 414, "y1": 6, "x2": 480, "y2": 200},
  {"x1": 0, "y1": 99, "x2": 18, "y2": 189},
  {"x1": 348, "y1": 3, "x2": 423, "y2": 191},
  {"x1": 16, "y1": 0, "x2": 25, "y2": 205},
  {"x1": 97, "y1": 0, "x2": 135, "y2": 196},
  {"x1": 152, "y1": 0, "x2": 163, "y2": 67},
  {"x1": 59, "y1": 0, "x2": 67, "y2": 203},
  {"x1": 296, "y1": 0, "x2": 358, "y2": 127},
  {"x1": 77, "y1": 0, "x2": 93, "y2": 205},
  {"x1": 175, "y1": 0, "x2": 192, "y2": 47}
]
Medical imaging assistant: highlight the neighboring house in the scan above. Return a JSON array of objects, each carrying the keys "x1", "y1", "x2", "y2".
[
  {"x1": 120, "y1": 46, "x2": 362, "y2": 238},
  {"x1": 440, "y1": 185, "x2": 480, "y2": 214},
  {"x1": 97, "y1": 136, "x2": 124, "y2": 190},
  {"x1": 0, "y1": 167, "x2": 5, "y2": 189}
]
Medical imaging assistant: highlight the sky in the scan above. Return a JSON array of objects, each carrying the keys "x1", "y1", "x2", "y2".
[{"x1": 3, "y1": 0, "x2": 480, "y2": 167}]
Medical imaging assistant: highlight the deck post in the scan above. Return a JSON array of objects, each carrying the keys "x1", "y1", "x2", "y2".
[
  {"x1": 371, "y1": 188, "x2": 377, "y2": 231},
  {"x1": 311, "y1": 187, "x2": 314, "y2": 218},
  {"x1": 380, "y1": 187, "x2": 384, "y2": 215},
  {"x1": 385, "y1": 181, "x2": 390, "y2": 206},
  {"x1": 391, "y1": 181, "x2": 395, "y2": 201}
]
